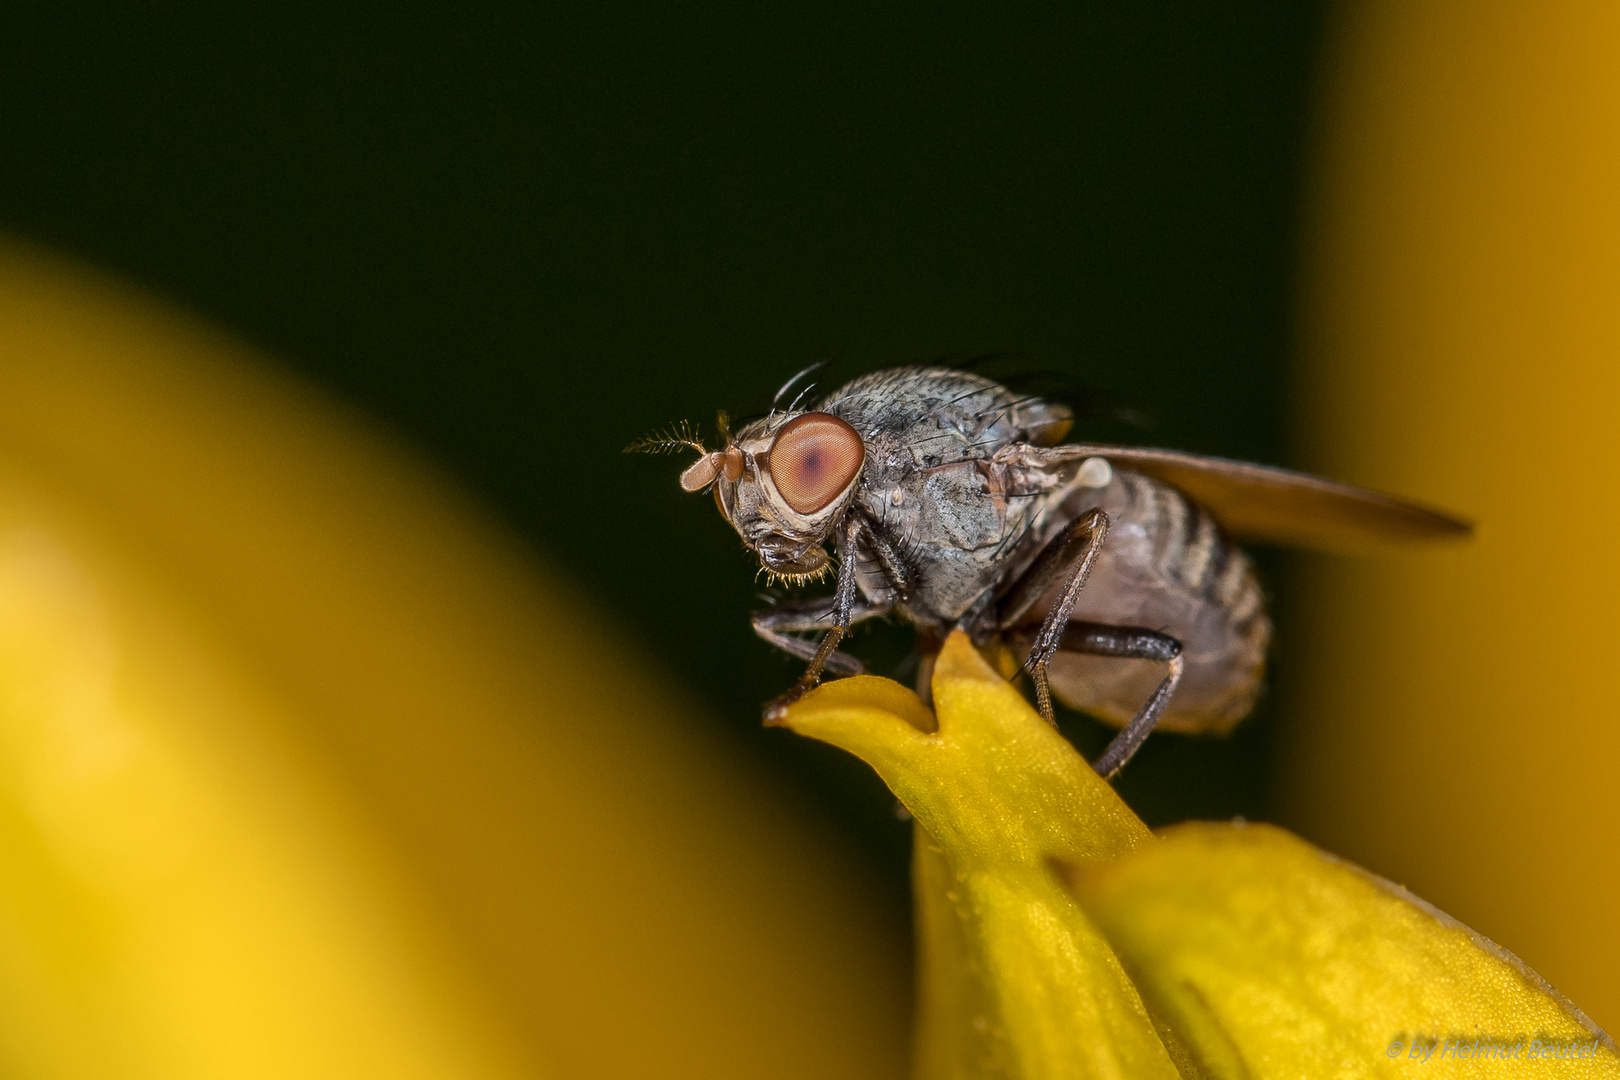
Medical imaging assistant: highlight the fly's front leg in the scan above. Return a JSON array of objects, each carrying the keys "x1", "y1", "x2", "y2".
[
  {"x1": 752, "y1": 594, "x2": 889, "y2": 675},
  {"x1": 1058, "y1": 622, "x2": 1183, "y2": 779},
  {"x1": 763, "y1": 514, "x2": 866, "y2": 723},
  {"x1": 997, "y1": 508, "x2": 1110, "y2": 726}
]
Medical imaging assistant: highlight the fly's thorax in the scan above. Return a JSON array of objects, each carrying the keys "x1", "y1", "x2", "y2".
[
  {"x1": 817, "y1": 366, "x2": 1074, "y2": 455},
  {"x1": 709, "y1": 410, "x2": 868, "y2": 579},
  {"x1": 851, "y1": 451, "x2": 1059, "y2": 630}
]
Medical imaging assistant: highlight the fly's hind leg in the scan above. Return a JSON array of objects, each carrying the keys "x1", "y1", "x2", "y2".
[
  {"x1": 1057, "y1": 622, "x2": 1183, "y2": 779},
  {"x1": 995, "y1": 507, "x2": 1110, "y2": 725},
  {"x1": 995, "y1": 507, "x2": 1183, "y2": 777}
]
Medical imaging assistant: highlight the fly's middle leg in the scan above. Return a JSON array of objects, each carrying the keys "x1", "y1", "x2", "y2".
[{"x1": 995, "y1": 507, "x2": 1110, "y2": 726}]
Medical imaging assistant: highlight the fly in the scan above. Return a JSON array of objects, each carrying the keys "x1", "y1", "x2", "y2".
[{"x1": 630, "y1": 365, "x2": 1470, "y2": 778}]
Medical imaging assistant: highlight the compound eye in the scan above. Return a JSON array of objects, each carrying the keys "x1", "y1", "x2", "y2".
[{"x1": 766, "y1": 413, "x2": 865, "y2": 515}]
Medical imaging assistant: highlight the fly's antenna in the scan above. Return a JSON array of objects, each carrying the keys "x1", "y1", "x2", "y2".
[
  {"x1": 626, "y1": 419, "x2": 735, "y2": 493},
  {"x1": 716, "y1": 409, "x2": 732, "y2": 442},
  {"x1": 623, "y1": 419, "x2": 707, "y2": 456},
  {"x1": 771, "y1": 362, "x2": 825, "y2": 414}
]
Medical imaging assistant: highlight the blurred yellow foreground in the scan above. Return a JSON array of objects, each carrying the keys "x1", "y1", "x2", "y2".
[{"x1": 0, "y1": 242, "x2": 909, "y2": 1080}]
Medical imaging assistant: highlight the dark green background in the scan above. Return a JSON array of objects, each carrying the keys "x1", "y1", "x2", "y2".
[{"x1": 0, "y1": 4, "x2": 1328, "y2": 896}]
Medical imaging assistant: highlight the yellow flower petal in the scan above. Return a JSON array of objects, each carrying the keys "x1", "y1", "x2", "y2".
[
  {"x1": 784, "y1": 632, "x2": 1616, "y2": 1079},
  {"x1": 782, "y1": 632, "x2": 1178, "y2": 1080},
  {"x1": 1064, "y1": 822, "x2": 1619, "y2": 1077}
]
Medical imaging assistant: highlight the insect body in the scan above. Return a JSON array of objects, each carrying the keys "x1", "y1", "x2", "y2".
[{"x1": 637, "y1": 365, "x2": 1468, "y2": 777}]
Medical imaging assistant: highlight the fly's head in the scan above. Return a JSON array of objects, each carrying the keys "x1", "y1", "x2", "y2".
[{"x1": 628, "y1": 409, "x2": 867, "y2": 583}]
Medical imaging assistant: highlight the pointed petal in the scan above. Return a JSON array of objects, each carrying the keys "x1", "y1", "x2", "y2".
[{"x1": 1065, "y1": 822, "x2": 1619, "y2": 1077}]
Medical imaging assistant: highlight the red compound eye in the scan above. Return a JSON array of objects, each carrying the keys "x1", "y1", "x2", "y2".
[{"x1": 765, "y1": 413, "x2": 864, "y2": 514}]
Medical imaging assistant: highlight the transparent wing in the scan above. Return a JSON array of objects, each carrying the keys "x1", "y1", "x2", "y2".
[{"x1": 1039, "y1": 444, "x2": 1472, "y2": 550}]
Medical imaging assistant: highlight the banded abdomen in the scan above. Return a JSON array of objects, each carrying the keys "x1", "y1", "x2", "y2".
[{"x1": 1015, "y1": 466, "x2": 1271, "y2": 734}]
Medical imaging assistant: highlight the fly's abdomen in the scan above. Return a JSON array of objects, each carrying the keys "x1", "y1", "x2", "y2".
[{"x1": 1040, "y1": 468, "x2": 1271, "y2": 734}]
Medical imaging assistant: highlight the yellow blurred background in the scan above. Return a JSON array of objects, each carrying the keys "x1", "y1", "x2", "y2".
[
  {"x1": 0, "y1": 243, "x2": 909, "y2": 1079},
  {"x1": 1283, "y1": 0, "x2": 1620, "y2": 1032}
]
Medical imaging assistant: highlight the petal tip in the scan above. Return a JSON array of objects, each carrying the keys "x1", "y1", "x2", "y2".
[
  {"x1": 780, "y1": 675, "x2": 937, "y2": 734},
  {"x1": 931, "y1": 630, "x2": 1006, "y2": 690}
]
